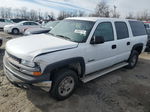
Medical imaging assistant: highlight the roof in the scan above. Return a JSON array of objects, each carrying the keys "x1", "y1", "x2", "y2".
[{"x1": 66, "y1": 17, "x2": 137, "y2": 22}]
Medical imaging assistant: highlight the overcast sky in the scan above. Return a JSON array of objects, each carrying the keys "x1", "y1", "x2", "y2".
[{"x1": 0, "y1": 0, "x2": 150, "y2": 17}]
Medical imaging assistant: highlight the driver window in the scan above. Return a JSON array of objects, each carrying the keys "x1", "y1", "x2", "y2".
[{"x1": 93, "y1": 22, "x2": 114, "y2": 42}]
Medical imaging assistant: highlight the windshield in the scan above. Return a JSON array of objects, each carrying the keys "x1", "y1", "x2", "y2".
[
  {"x1": 49, "y1": 20, "x2": 95, "y2": 43},
  {"x1": 43, "y1": 21, "x2": 59, "y2": 28}
]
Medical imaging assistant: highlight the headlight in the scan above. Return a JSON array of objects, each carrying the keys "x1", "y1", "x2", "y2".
[{"x1": 21, "y1": 60, "x2": 35, "y2": 67}]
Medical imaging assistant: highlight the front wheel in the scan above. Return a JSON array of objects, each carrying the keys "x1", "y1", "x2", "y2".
[
  {"x1": 50, "y1": 69, "x2": 78, "y2": 100},
  {"x1": 12, "y1": 28, "x2": 19, "y2": 35},
  {"x1": 126, "y1": 51, "x2": 139, "y2": 69}
]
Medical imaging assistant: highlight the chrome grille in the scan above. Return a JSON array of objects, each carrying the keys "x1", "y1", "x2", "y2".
[{"x1": 7, "y1": 52, "x2": 21, "y2": 64}]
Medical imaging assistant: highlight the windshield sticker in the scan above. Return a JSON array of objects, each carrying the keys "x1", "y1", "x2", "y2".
[{"x1": 74, "y1": 30, "x2": 86, "y2": 35}]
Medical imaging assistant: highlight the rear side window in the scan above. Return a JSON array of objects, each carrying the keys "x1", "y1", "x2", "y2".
[
  {"x1": 30, "y1": 22, "x2": 38, "y2": 25},
  {"x1": 115, "y1": 22, "x2": 129, "y2": 39},
  {"x1": 93, "y1": 22, "x2": 114, "y2": 42},
  {"x1": 129, "y1": 21, "x2": 146, "y2": 36},
  {"x1": 23, "y1": 22, "x2": 30, "y2": 25}
]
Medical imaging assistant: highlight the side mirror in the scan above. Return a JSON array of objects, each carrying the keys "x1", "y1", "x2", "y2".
[{"x1": 90, "y1": 36, "x2": 105, "y2": 44}]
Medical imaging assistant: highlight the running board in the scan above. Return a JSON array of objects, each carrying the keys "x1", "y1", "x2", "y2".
[{"x1": 81, "y1": 62, "x2": 128, "y2": 83}]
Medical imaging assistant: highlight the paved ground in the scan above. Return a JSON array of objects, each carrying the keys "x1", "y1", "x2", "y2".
[{"x1": 0, "y1": 31, "x2": 150, "y2": 112}]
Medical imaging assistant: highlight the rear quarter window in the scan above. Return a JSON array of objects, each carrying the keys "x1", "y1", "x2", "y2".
[{"x1": 129, "y1": 21, "x2": 146, "y2": 36}]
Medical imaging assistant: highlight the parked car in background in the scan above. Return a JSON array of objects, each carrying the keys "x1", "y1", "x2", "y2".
[
  {"x1": 24, "y1": 21, "x2": 59, "y2": 35},
  {"x1": 4, "y1": 21, "x2": 41, "y2": 34},
  {"x1": 11, "y1": 19, "x2": 28, "y2": 23},
  {"x1": 3, "y1": 17, "x2": 147, "y2": 100},
  {"x1": 144, "y1": 22, "x2": 150, "y2": 52},
  {"x1": 0, "y1": 19, "x2": 13, "y2": 29}
]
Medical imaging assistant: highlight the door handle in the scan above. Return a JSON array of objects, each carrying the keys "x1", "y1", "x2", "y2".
[
  {"x1": 127, "y1": 42, "x2": 130, "y2": 46},
  {"x1": 112, "y1": 45, "x2": 117, "y2": 49}
]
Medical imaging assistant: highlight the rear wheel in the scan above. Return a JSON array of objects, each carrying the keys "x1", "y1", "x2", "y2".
[
  {"x1": 0, "y1": 39, "x2": 2, "y2": 47},
  {"x1": 50, "y1": 69, "x2": 78, "y2": 100},
  {"x1": 126, "y1": 51, "x2": 139, "y2": 69},
  {"x1": 12, "y1": 28, "x2": 19, "y2": 34}
]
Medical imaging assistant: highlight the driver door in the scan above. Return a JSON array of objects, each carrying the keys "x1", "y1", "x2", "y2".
[{"x1": 85, "y1": 22, "x2": 117, "y2": 74}]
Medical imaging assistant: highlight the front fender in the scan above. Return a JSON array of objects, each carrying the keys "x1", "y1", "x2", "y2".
[{"x1": 43, "y1": 57, "x2": 85, "y2": 76}]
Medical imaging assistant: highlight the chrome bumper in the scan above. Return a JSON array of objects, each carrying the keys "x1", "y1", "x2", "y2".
[{"x1": 3, "y1": 55, "x2": 52, "y2": 92}]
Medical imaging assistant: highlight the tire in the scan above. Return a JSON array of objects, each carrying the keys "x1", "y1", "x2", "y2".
[
  {"x1": 12, "y1": 28, "x2": 19, "y2": 35},
  {"x1": 126, "y1": 51, "x2": 139, "y2": 69},
  {"x1": 50, "y1": 69, "x2": 78, "y2": 100},
  {"x1": 0, "y1": 39, "x2": 2, "y2": 47}
]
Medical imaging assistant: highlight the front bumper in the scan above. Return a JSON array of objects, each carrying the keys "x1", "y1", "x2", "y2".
[
  {"x1": 3, "y1": 55, "x2": 52, "y2": 92},
  {"x1": 4, "y1": 27, "x2": 12, "y2": 33}
]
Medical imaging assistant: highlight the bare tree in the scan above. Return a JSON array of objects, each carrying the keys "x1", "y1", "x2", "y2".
[
  {"x1": 5, "y1": 8, "x2": 12, "y2": 18},
  {"x1": 57, "y1": 10, "x2": 85, "y2": 20},
  {"x1": 77, "y1": 11, "x2": 85, "y2": 17},
  {"x1": 57, "y1": 11, "x2": 70, "y2": 20},
  {"x1": 37, "y1": 9, "x2": 43, "y2": 20},
  {"x1": 19, "y1": 7, "x2": 28, "y2": 19},
  {"x1": 126, "y1": 13, "x2": 135, "y2": 19},
  {"x1": 136, "y1": 10, "x2": 150, "y2": 21},
  {"x1": 111, "y1": 5, "x2": 120, "y2": 18},
  {"x1": 0, "y1": 7, "x2": 5, "y2": 18},
  {"x1": 48, "y1": 12, "x2": 55, "y2": 20},
  {"x1": 92, "y1": 1, "x2": 110, "y2": 17},
  {"x1": 29, "y1": 9, "x2": 38, "y2": 20}
]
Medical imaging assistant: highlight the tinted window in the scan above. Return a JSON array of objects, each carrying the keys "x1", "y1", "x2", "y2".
[
  {"x1": 12, "y1": 19, "x2": 27, "y2": 23},
  {"x1": 23, "y1": 22, "x2": 30, "y2": 25},
  {"x1": 129, "y1": 21, "x2": 147, "y2": 36},
  {"x1": 30, "y1": 22, "x2": 38, "y2": 25},
  {"x1": 0, "y1": 19, "x2": 4, "y2": 22},
  {"x1": 115, "y1": 22, "x2": 129, "y2": 39},
  {"x1": 93, "y1": 22, "x2": 114, "y2": 42}
]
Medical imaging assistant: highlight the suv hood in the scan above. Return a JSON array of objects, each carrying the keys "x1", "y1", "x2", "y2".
[{"x1": 6, "y1": 34, "x2": 78, "y2": 60}]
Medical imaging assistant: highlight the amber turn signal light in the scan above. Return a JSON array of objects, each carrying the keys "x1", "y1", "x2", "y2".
[{"x1": 33, "y1": 72, "x2": 42, "y2": 76}]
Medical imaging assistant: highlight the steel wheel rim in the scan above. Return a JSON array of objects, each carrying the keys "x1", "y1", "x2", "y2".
[{"x1": 58, "y1": 76, "x2": 75, "y2": 96}]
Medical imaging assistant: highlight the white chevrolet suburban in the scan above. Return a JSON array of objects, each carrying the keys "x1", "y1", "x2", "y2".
[{"x1": 3, "y1": 17, "x2": 148, "y2": 100}]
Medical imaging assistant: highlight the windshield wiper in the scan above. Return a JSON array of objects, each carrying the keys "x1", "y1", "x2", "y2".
[{"x1": 56, "y1": 35, "x2": 72, "y2": 41}]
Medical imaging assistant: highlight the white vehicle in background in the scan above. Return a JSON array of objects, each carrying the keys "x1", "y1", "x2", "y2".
[
  {"x1": 4, "y1": 21, "x2": 40, "y2": 34},
  {"x1": 0, "y1": 19, "x2": 13, "y2": 29}
]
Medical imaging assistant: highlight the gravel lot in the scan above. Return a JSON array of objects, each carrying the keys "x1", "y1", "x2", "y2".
[{"x1": 0, "y1": 31, "x2": 150, "y2": 112}]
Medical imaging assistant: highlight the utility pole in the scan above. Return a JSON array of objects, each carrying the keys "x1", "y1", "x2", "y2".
[{"x1": 113, "y1": 5, "x2": 117, "y2": 17}]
